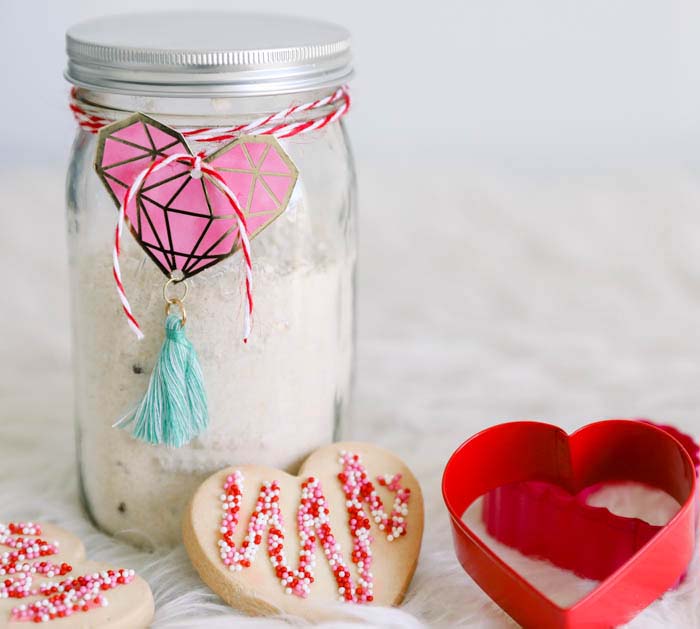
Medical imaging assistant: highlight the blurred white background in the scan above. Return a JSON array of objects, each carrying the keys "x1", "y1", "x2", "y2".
[{"x1": 2, "y1": 0, "x2": 700, "y2": 168}]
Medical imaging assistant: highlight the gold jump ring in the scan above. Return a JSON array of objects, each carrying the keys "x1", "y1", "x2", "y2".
[
  {"x1": 163, "y1": 277, "x2": 188, "y2": 304},
  {"x1": 164, "y1": 298, "x2": 187, "y2": 327}
]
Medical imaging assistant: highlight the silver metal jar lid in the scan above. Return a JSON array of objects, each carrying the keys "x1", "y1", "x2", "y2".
[{"x1": 65, "y1": 12, "x2": 352, "y2": 97}]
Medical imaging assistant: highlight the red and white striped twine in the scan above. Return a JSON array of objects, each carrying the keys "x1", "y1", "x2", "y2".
[
  {"x1": 72, "y1": 86, "x2": 350, "y2": 342},
  {"x1": 70, "y1": 86, "x2": 350, "y2": 141}
]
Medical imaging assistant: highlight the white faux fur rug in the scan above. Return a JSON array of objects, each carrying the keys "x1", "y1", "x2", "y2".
[{"x1": 3, "y1": 162, "x2": 700, "y2": 627}]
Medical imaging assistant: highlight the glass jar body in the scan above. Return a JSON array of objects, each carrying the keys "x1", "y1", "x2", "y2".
[{"x1": 66, "y1": 89, "x2": 356, "y2": 546}]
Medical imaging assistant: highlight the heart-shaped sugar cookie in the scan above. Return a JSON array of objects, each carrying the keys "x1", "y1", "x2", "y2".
[
  {"x1": 0, "y1": 521, "x2": 154, "y2": 628},
  {"x1": 183, "y1": 442, "x2": 424, "y2": 619}
]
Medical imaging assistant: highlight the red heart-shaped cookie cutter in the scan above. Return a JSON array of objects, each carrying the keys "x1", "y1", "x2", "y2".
[{"x1": 442, "y1": 420, "x2": 697, "y2": 628}]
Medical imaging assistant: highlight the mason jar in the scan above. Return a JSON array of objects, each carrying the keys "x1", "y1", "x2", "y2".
[{"x1": 64, "y1": 12, "x2": 356, "y2": 547}]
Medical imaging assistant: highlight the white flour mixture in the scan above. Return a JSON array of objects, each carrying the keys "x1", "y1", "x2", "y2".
[{"x1": 72, "y1": 228, "x2": 354, "y2": 546}]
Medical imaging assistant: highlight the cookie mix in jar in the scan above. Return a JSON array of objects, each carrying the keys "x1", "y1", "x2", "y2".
[{"x1": 64, "y1": 12, "x2": 356, "y2": 546}]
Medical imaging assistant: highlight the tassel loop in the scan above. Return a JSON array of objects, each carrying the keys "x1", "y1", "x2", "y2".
[{"x1": 165, "y1": 298, "x2": 187, "y2": 328}]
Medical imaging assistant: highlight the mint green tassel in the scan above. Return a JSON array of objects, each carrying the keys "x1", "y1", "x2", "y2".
[{"x1": 116, "y1": 314, "x2": 208, "y2": 447}]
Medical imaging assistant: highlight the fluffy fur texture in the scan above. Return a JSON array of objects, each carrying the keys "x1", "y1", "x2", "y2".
[{"x1": 2, "y1": 164, "x2": 700, "y2": 627}]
